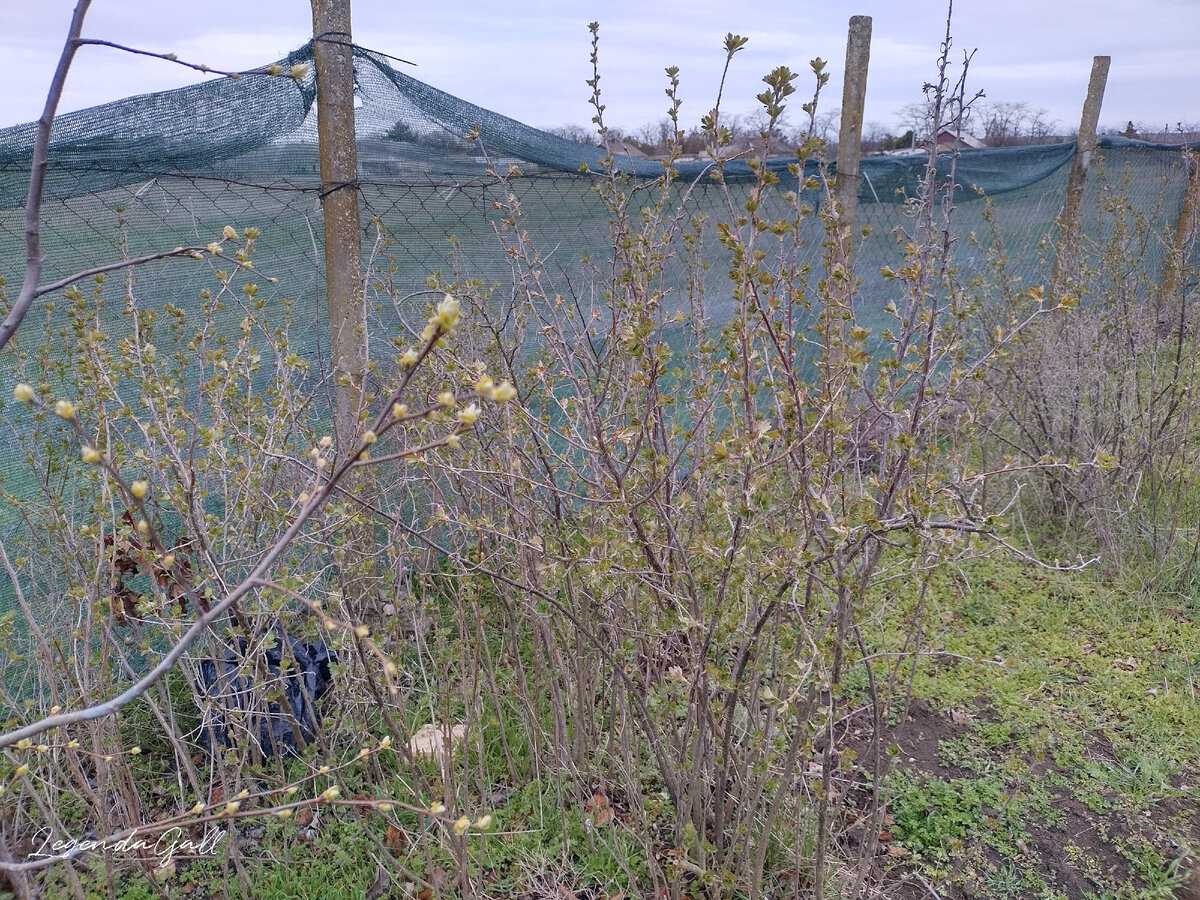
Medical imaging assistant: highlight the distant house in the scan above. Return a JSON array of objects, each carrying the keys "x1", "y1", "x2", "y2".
[
  {"x1": 934, "y1": 129, "x2": 987, "y2": 150},
  {"x1": 613, "y1": 141, "x2": 651, "y2": 160}
]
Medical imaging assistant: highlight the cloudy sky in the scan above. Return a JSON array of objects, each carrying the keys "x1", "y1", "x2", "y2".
[{"x1": 2, "y1": 0, "x2": 1198, "y2": 138}]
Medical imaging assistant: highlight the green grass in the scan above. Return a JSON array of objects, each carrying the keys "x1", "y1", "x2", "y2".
[
  {"x1": 872, "y1": 556, "x2": 1199, "y2": 898},
  {"x1": 24, "y1": 552, "x2": 1194, "y2": 899}
]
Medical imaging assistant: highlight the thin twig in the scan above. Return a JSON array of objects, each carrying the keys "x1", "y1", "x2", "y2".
[{"x1": 899, "y1": 871, "x2": 945, "y2": 900}]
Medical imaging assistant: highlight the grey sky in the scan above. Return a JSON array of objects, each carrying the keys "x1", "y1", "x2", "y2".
[{"x1": 2, "y1": 1, "x2": 1198, "y2": 138}]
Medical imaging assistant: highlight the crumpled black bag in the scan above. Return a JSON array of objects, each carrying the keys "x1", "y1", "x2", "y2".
[{"x1": 197, "y1": 636, "x2": 336, "y2": 754}]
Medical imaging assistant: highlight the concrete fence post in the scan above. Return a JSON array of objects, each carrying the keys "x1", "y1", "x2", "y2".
[
  {"x1": 834, "y1": 15, "x2": 872, "y2": 261},
  {"x1": 311, "y1": 0, "x2": 378, "y2": 615},
  {"x1": 1051, "y1": 55, "x2": 1110, "y2": 296},
  {"x1": 821, "y1": 15, "x2": 871, "y2": 388},
  {"x1": 1161, "y1": 153, "x2": 1200, "y2": 302},
  {"x1": 311, "y1": 0, "x2": 367, "y2": 449}
]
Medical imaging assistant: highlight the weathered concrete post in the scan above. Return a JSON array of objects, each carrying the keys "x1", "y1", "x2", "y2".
[
  {"x1": 1161, "y1": 154, "x2": 1200, "y2": 302},
  {"x1": 834, "y1": 15, "x2": 872, "y2": 261},
  {"x1": 822, "y1": 15, "x2": 871, "y2": 388},
  {"x1": 813, "y1": 27, "x2": 871, "y2": 895},
  {"x1": 1051, "y1": 55, "x2": 1110, "y2": 296},
  {"x1": 311, "y1": 0, "x2": 367, "y2": 448},
  {"x1": 311, "y1": 0, "x2": 378, "y2": 616}
]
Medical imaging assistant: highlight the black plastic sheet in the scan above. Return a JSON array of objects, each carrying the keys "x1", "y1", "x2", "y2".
[{"x1": 197, "y1": 636, "x2": 336, "y2": 754}]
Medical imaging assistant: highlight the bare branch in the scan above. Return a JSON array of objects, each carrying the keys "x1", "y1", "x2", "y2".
[
  {"x1": 32, "y1": 247, "x2": 210, "y2": 300},
  {"x1": 0, "y1": 0, "x2": 94, "y2": 353},
  {"x1": 0, "y1": 310, "x2": 461, "y2": 749},
  {"x1": 74, "y1": 38, "x2": 294, "y2": 79}
]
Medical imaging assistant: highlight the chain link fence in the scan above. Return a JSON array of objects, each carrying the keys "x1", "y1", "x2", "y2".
[{"x1": 0, "y1": 42, "x2": 1195, "y2": 620}]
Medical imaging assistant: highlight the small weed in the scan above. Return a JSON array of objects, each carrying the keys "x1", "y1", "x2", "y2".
[
  {"x1": 889, "y1": 772, "x2": 1003, "y2": 860},
  {"x1": 984, "y1": 859, "x2": 1028, "y2": 898}
]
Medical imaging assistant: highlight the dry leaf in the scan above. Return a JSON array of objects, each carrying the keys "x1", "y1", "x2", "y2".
[
  {"x1": 586, "y1": 791, "x2": 615, "y2": 826},
  {"x1": 295, "y1": 806, "x2": 314, "y2": 827},
  {"x1": 386, "y1": 823, "x2": 407, "y2": 852},
  {"x1": 365, "y1": 864, "x2": 388, "y2": 900}
]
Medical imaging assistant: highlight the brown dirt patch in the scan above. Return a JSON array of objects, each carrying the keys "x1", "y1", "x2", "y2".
[{"x1": 839, "y1": 695, "x2": 1199, "y2": 900}]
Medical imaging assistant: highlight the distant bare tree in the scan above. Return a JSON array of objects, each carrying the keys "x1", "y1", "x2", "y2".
[
  {"x1": 543, "y1": 123, "x2": 602, "y2": 146},
  {"x1": 810, "y1": 107, "x2": 839, "y2": 144},
  {"x1": 893, "y1": 98, "x2": 1057, "y2": 147},
  {"x1": 861, "y1": 120, "x2": 887, "y2": 153},
  {"x1": 895, "y1": 99, "x2": 936, "y2": 143},
  {"x1": 975, "y1": 100, "x2": 1056, "y2": 146},
  {"x1": 633, "y1": 117, "x2": 676, "y2": 150},
  {"x1": 1024, "y1": 106, "x2": 1058, "y2": 143}
]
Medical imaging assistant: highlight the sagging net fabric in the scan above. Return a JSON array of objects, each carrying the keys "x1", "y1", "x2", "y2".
[
  {"x1": 0, "y1": 42, "x2": 1194, "y2": 622},
  {"x1": 1, "y1": 43, "x2": 1192, "y2": 337}
]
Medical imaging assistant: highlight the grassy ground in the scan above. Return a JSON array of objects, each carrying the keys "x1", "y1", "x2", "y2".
[
  {"x1": 861, "y1": 557, "x2": 1200, "y2": 900},
  {"x1": 18, "y1": 554, "x2": 1196, "y2": 900}
]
